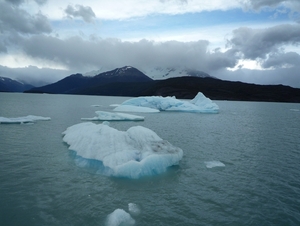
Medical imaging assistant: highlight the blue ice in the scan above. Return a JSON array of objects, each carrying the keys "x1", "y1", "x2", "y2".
[{"x1": 62, "y1": 122, "x2": 183, "y2": 179}]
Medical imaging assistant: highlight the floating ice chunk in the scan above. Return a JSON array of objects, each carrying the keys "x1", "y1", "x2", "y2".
[
  {"x1": 62, "y1": 122, "x2": 183, "y2": 179},
  {"x1": 290, "y1": 109, "x2": 299, "y2": 112},
  {"x1": 119, "y1": 92, "x2": 219, "y2": 113},
  {"x1": 106, "y1": 209, "x2": 135, "y2": 226},
  {"x1": 128, "y1": 203, "x2": 141, "y2": 216},
  {"x1": 81, "y1": 111, "x2": 144, "y2": 121},
  {"x1": 114, "y1": 105, "x2": 160, "y2": 113},
  {"x1": 91, "y1": 104, "x2": 102, "y2": 107},
  {"x1": 189, "y1": 92, "x2": 220, "y2": 113},
  {"x1": 205, "y1": 161, "x2": 225, "y2": 168},
  {"x1": 0, "y1": 115, "x2": 51, "y2": 124}
]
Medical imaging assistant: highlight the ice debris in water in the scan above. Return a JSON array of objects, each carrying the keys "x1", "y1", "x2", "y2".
[
  {"x1": 0, "y1": 115, "x2": 51, "y2": 124},
  {"x1": 81, "y1": 111, "x2": 144, "y2": 121},
  {"x1": 105, "y1": 209, "x2": 135, "y2": 226},
  {"x1": 62, "y1": 122, "x2": 183, "y2": 179},
  {"x1": 205, "y1": 161, "x2": 225, "y2": 168},
  {"x1": 118, "y1": 92, "x2": 219, "y2": 113}
]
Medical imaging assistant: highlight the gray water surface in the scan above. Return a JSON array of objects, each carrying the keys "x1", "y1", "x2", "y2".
[{"x1": 0, "y1": 93, "x2": 300, "y2": 226}]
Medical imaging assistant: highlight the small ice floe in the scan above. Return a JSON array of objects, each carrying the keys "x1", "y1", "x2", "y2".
[
  {"x1": 114, "y1": 105, "x2": 160, "y2": 113},
  {"x1": 91, "y1": 104, "x2": 102, "y2": 107},
  {"x1": 110, "y1": 104, "x2": 120, "y2": 107},
  {"x1": 105, "y1": 209, "x2": 135, "y2": 226},
  {"x1": 62, "y1": 122, "x2": 183, "y2": 179},
  {"x1": 204, "y1": 161, "x2": 225, "y2": 168},
  {"x1": 0, "y1": 115, "x2": 51, "y2": 124},
  {"x1": 128, "y1": 203, "x2": 141, "y2": 216},
  {"x1": 290, "y1": 109, "x2": 299, "y2": 112},
  {"x1": 81, "y1": 111, "x2": 144, "y2": 121},
  {"x1": 117, "y1": 92, "x2": 219, "y2": 113}
]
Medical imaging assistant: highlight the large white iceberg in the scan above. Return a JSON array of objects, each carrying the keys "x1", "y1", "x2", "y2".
[
  {"x1": 81, "y1": 111, "x2": 144, "y2": 121},
  {"x1": 62, "y1": 122, "x2": 183, "y2": 179},
  {"x1": 0, "y1": 115, "x2": 51, "y2": 124},
  {"x1": 118, "y1": 92, "x2": 219, "y2": 113}
]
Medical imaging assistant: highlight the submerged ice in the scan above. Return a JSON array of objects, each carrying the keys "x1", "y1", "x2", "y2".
[
  {"x1": 118, "y1": 92, "x2": 219, "y2": 113},
  {"x1": 81, "y1": 111, "x2": 144, "y2": 121},
  {"x1": 0, "y1": 115, "x2": 51, "y2": 124},
  {"x1": 62, "y1": 122, "x2": 183, "y2": 179}
]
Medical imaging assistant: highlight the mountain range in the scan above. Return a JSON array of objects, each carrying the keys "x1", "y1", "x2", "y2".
[
  {"x1": 0, "y1": 76, "x2": 34, "y2": 92},
  {"x1": 2, "y1": 66, "x2": 300, "y2": 102}
]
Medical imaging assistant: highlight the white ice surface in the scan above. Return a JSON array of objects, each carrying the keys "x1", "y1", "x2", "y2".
[
  {"x1": 81, "y1": 111, "x2": 144, "y2": 121},
  {"x1": 119, "y1": 92, "x2": 219, "y2": 113},
  {"x1": 113, "y1": 105, "x2": 160, "y2": 113},
  {"x1": 128, "y1": 203, "x2": 141, "y2": 216},
  {"x1": 205, "y1": 161, "x2": 225, "y2": 168},
  {"x1": 62, "y1": 122, "x2": 183, "y2": 179},
  {"x1": 105, "y1": 209, "x2": 135, "y2": 226},
  {"x1": 0, "y1": 115, "x2": 51, "y2": 124}
]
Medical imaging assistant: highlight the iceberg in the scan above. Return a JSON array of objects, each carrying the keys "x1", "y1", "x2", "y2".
[
  {"x1": 105, "y1": 209, "x2": 135, "y2": 226},
  {"x1": 62, "y1": 122, "x2": 183, "y2": 179},
  {"x1": 113, "y1": 105, "x2": 160, "y2": 113},
  {"x1": 81, "y1": 111, "x2": 144, "y2": 121},
  {"x1": 118, "y1": 92, "x2": 219, "y2": 113},
  {"x1": 0, "y1": 115, "x2": 51, "y2": 124}
]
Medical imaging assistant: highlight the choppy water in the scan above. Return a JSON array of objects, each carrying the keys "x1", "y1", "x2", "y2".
[{"x1": 0, "y1": 93, "x2": 300, "y2": 226}]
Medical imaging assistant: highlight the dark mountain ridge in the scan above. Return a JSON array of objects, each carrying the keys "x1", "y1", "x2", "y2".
[
  {"x1": 27, "y1": 66, "x2": 152, "y2": 94},
  {"x1": 24, "y1": 66, "x2": 300, "y2": 103}
]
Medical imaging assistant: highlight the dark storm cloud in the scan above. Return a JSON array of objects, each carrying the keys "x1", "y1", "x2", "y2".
[
  {"x1": 65, "y1": 4, "x2": 96, "y2": 23},
  {"x1": 19, "y1": 35, "x2": 237, "y2": 73},
  {"x1": 228, "y1": 24, "x2": 300, "y2": 60},
  {"x1": 0, "y1": 1, "x2": 52, "y2": 34}
]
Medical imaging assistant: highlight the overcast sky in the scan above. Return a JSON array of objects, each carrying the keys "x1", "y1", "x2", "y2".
[{"x1": 1, "y1": 0, "x2": 300, "y2": 87}]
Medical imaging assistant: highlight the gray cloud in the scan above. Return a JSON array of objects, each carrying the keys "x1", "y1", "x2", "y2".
[
  {"x1": 4, "y1": 0, "x2": 24, "y2": 5},
  {"x1": 0, "y1": 65, "x2": 67, "y2": 86},
  {"x1": 4, "y1": 0, "x2": 47, "y2": 5},
  {"x1": 0, "y1": 1, "x2": 52, "y2": 34},
  {"x1": 228, "y1": 24, "x2": 300, "y2": 61},
  {"x1": 243, "y1": 0, "x2": 300, "y2": 11},
  {"x1": 65, "y1": 4, "x2": 96, "y2": 23},
  {"x1": 19, "y1": 35, "x2": 237, "y2": 74},
  {"x1": 214, "y1": 66, "x2": 300, "y2": 88},
  {"x1": 244, "y1": 0, "x2": 286, "y2": 10},
  {"x1": 262, "y1": 52, "x2": 300, "y2": 68},
  {"x1": 34, "y1": 0, "x2": 47, "y2": 5}
]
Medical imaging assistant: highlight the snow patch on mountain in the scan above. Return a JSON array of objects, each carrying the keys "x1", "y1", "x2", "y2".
[{"x1": 141, "y1": 67, "x2": 213, "y2": 80}]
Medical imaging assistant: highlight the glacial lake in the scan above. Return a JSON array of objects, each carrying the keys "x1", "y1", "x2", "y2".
[{"x1": 0, "y1": 92, "x2": 300, "y2": 226}]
